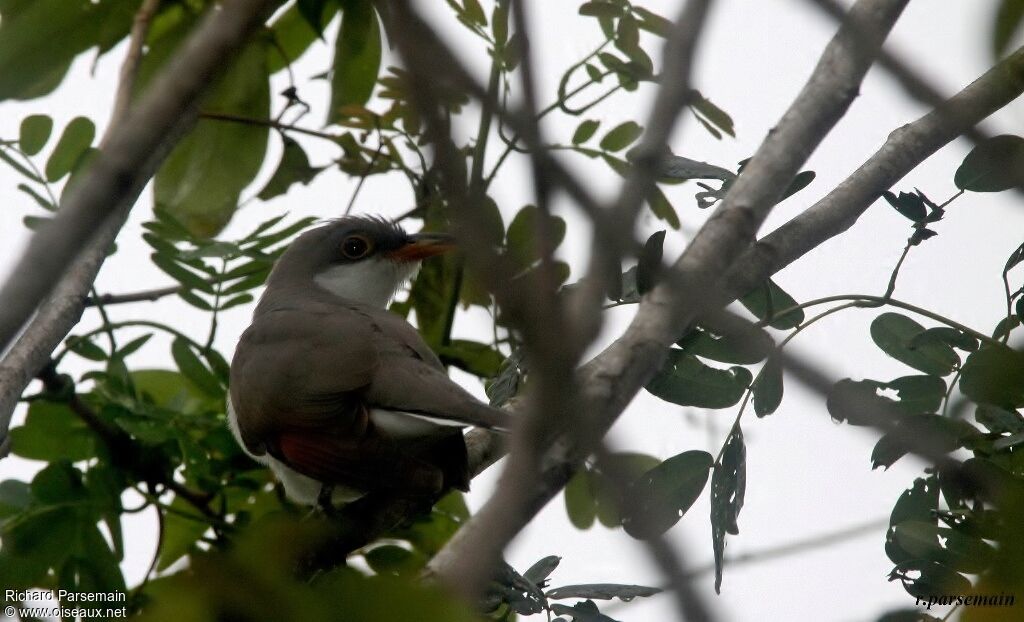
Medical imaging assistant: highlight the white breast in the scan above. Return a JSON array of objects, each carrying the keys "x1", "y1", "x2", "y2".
[{"x1": 313, "y1": 257, "x2": 420, "y2": 307}]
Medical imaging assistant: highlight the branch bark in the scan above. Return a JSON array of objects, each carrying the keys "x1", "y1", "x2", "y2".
[{"x1": 0, "y1": 0, "x2": 280, "y2": 449}]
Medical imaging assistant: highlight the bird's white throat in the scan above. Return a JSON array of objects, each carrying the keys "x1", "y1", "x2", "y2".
[{"x1": 313, "y1": 257, "x2": 420, "y2": 307}]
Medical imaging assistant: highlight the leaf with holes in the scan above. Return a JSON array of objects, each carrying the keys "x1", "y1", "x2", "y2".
[{"x1": 711, "y1": 426, "x2": 745, "y2": 594}]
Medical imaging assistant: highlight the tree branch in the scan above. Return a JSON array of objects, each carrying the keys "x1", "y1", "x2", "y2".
[
  {"x1": 0, "y1": 0, "x2": 280, "y2": 449},
  {"x1": 426, "y1": 0, "x2": 909, "y2": 588}
]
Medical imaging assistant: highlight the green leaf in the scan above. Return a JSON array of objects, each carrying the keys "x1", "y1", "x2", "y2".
[
  {"x1": 826, "y1": 378, "x2": 904, "y2": 427},
  {"x1": 599, "y1": 121, "x2": 643, "y2": 152},
  {"x1": 45, "y1": 116, "x2": 94, "y2": 181},
  {"x1": 524, "y1": 555, "x2": 561, "y2": 584},
  {"x1": 170, "y1": 338, "x2": 222, "y2": 397},
  {"x1": 157, "y1": 496, "x2": 211, "y2": 571},
  {"x1": 738, "y1": 279, "x2": 804, "y2": 329},
  {"x1": 711, "y1": 426, "x2": 745, "y2": 594},
  {"x1": 19, "y1": 114, "x2": 52, "y2": 155},
  {"x1": 779, "y1": 170, "x2": 816, "y2": 202},
  {"x1": 154, "y1": 39, "x2": 270, "y2": 237},
  {"x1": 994, "y1": 0, "x2": 1024, "y2": 57},
  {"x1": 0, "y1": 480, "x2": 31, "y2": 525},
  {"x1": 676, "y1": 323, "x2": 774, "y2": 365},
  {"x1": 960, "y1": 345, "x2": 1024, "y2": 408},
  {"x1": 645, "y1": 350, "x2": 752, "y2": 409},
  {"x1": 614, "y1": 14, "x2": 640, "y2": 56},
  {"x1": 883, "y1": 375, "x2": 947, "y2": 414},
  {"x1": 870, "y1": 414, "x2": 978, "y2": 470},
  {"x1": 646, "y1": 184, "x2": 680, "y2": 229},
  {"x1": 438, "y1": 340, "x2": 504, "y2": 378},
  {"x1": 268, "y1": 1, "x2": 339, "y2": 73},
  {"x1": 486, "y1": 352, "x2": 523, "y2": 407},
  {"x1": 364, "y1": 544, "x2": 426, "y2": 577},
  {"x1": 0, "y1": 147, "x2": 43, "y2": 182},
  {"x1": 462, "y1": 0, "x2": 487, "y2": 25},
  {"x1": 565, "y1": 470, "x2": 597, "y2": 529},
  {"x1": 66, "y1": 335, "x2": 107, "y2": 361},
  {"x1": 635, "y1": 230, "x2": 665, "y2": 295},
  {"x1": 506, "y1": 205, "x2": 567, "y2": 269},
  {"x1": 885, "y1": 475, "x2": 938, "y2": 565},
  {"x1": 883, "y1": 190, "x2": 927, "y2": 222},
  {"x1": 622, "y1": 450, "x2": 713, "y2": 539},
  {"x1": 975, "y1": 404, "x2": 1024, "y2": 434},
  {"x1": 691, "y1": 91, "x2": 735, "y2": 138},
  {"x1": 572, "y1": 119, "x2": 600, "y2": 145},
  {"x1": 954, "y1": 134, "x2": 1024, "y2": 192},
  {"x1": 579, "y1": 1, "x2": 624, "y2": 18},
  {"x1": 328, "y1": 0, "x2": 382, "y2": 123},
  {"x1": 893, "y1": 520, "x2": 995, "y2": 574},
  {"x1": 297, "y1": 0, "x2": 329, "y2": 38},
  {"x1": 752, "y1": 354, "x2": 783, "y2": 417},
  {"x1": 0, "y1": 0, "x2": 139, "y2": 102},
  {"x1": 870, "y1": 313, "x2": 959, "y2": 376},
  {"x1": 257, "y1": 137, "x2": 323, "y2": 201},
  {"x1": 151, "y1": 254, "x2": 214, "y2": 293},
  {"x1": 9, "y1": 400, "x2": 98, "y2": 462},
  {"x1": 546, "y1": 584, "x2": 661, "y2": 601},
  {"x1": 634, "y1": 7, "x2": 672, "y2": 37},
  {"x1": 17, "y1": 182, "x2": 55, "y2": 211}
]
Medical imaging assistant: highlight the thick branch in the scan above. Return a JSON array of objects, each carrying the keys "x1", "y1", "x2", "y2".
[
  {"x1": 427, "y1": 0, "x2": 909, "y2": 584},
  {"x1": 0, "y1": 0, "x2": 279, "y2": 447}
]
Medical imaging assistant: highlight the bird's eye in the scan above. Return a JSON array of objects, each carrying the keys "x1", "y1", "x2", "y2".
[{"x1": 341, "y1": 235, "x2": 371, "y2": 259}]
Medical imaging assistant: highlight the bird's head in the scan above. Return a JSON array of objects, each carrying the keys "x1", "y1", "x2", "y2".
[{"x1": 266, "y1": 216, "x2": 455, "y2": 307}]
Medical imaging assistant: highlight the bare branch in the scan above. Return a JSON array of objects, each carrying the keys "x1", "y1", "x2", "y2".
[
  {"x1": 85, "y1": 285, "x2": 183, "y2": 307},
  {"x1": 0, "y1": 0, "x2": 279, "y2": 445}
]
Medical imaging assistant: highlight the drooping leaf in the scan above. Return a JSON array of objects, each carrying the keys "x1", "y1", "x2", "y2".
[
  {"x1": 257, "y1": 137, "x2": 324, "y2": 201},
  {"x1": 622, "y1": 450, "x2": 713, "y2": 538},
  {"x1": 711, "y1": 426, "x2": 745, "y2": 594},
  {"x1": 45, "y1": 116, "x2": 95, "y2": 181},
  {"x1": 154, "y1": 38, "x2": 271, "y2": 237},
  {"x1": 19, "y1": 114, "x2": 52, "y2": 155},
  {"x1": 954, "y1": 134, "x2": 1024, "y2": 192},
  {"x1": 691, "y1": 91, "x2": 735, "y2": 138},
  {"x1": 752, "y1": 354, "x2": 783, "y2": 417},
  {"x1": 645, "y1": 350, "x2": 752, "y2": 409},
  {"x1": 870, "y1": 313, "x2": 959, "y2": 376},
  {"x1": 635, "y1": 230, "x2": 665, "y2": 295},
  {"x1": 328, "y1": 0, "x2": 382, "y2": 124}
]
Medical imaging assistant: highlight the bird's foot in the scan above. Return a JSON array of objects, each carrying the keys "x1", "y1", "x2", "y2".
[{"x1": 317, "y1": 484, "x2": 338, "y2": 517}]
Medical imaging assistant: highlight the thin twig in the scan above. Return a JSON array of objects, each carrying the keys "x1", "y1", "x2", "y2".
[{"x1": 108, "y1": 0, "x2": 162, "y2": 129}]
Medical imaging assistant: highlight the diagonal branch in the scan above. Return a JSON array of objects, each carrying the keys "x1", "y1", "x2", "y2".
[{"x1": 0, "y1": 0, "x2": 280, "y2": 451}]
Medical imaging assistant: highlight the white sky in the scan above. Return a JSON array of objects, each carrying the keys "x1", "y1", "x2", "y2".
[{"x1": 2, "y1": 1, "x2": 1023, "y2": 621}]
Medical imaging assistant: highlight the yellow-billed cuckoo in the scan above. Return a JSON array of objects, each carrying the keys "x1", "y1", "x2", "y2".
[{"x1": 228, "y1": 216, "x2": 509, "y2": 507}]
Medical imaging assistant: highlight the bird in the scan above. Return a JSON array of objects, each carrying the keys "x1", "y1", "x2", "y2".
[{"x1": 227, "y1": 215, "x2": 510, "y2": 508}]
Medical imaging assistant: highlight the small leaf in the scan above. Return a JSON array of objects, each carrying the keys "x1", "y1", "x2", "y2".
[
  {"x1": 646, "y1": 350, "x2": 752, "y2": 409},
  {"x1": 711, "y1": 426, "x2": 745, "y2": 594},
  {"x1": 676, "y1": 323, "x2": 774, "y2": 365},
  {"x1": 599, "y1": 121, "x2": 643, "y2": 152},
  {"x1": 523, "y1": 555, "x2": 561, "y2": 585},
  {"x1": 19, "y1": 114, "x2": 53, "y2": 155},
  {"x1": 883, "y1": 190, "x2": 927, "y2": 222},
  {"x1": 752, "y1": 354, "x2": 783, "y2": 417},
  {"x1": 564, "y1": 470, "x2": 597, "y2": 530},
  {"x1": 691, "y1": 92, "x2": 735, "y2": 138},
  {"x1": 738, "y1": 279, "x2": 804, "y2": 329},
  {"x1": 257, "y1": 137, "x2": 323, "y2": 200},
  {"x1": 634, "y1": 7, "x2": 673, "y2": 37},
  {"x1": 954, "y1": 134, "x2": 1024, "y2": 192},
  {"x1": 45, "y1": 116, "x2": 94, "y2": 181},
  {"x1": 9, "y1": 400, "x2": 98, "y2": 462},
  {"x1": 328, "y1": 0, "x2": 382, "y2": 123},
  {"x1": 17, "y1": 183, "x2": 55, "y2": 211},
  {"x1": 635, "y1": 230, "x2": 665, "y2": 295},
  {"x1": 170, "y1": 338, "x2": 222, "y2": 397},
  {"x1": 572, "y1": 119, "x2": 600, "y2": 145},
  {"x1": 546, "y1": 584, "x2": 661, "y2": 601},
  {"x1": 67, "y1": 336, "x2": 107, "y2": 361},
  {"x1": 151, "y1": 254, "x2": 214, "y2": 293},
  {"x1": 579, "y1": 1, "x2": 624, "y2": 18},
  {"x1": 779, "y1": 170, "x2": 815, "y2": 202}
]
